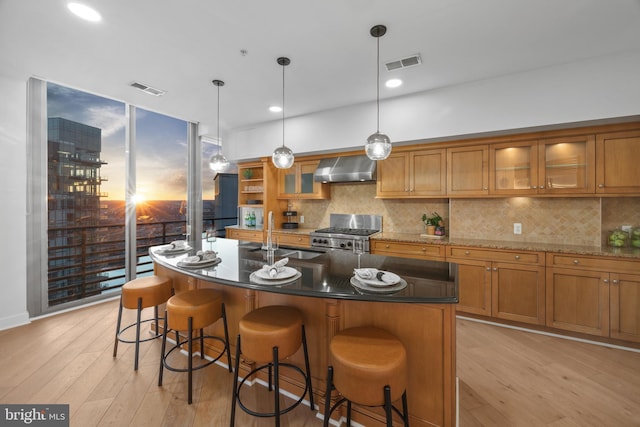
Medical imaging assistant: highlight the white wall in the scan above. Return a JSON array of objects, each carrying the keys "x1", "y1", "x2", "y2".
[
  {"x1": 227, "y1": 49, "x2": 640, "y2": 160},
  {"x1": 0, "y1": 74, "x2": 29, "y2": 330}
]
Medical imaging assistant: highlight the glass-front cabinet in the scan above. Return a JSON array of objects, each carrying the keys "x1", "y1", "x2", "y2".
[
  {"x1": 489, "y1": 140, "x2": 538, "y2": 195},
  {"x1": 489, "y1": 135, "x2": 595, "y2": 195},
  {"x1": 277, "y1": 160, "x2": 329, "y2": 199},
  {"x1": 538, "y1": 135, "x2": 595, "y2": 195}
]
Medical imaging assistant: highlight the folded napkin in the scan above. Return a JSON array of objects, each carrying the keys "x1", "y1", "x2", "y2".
[
  {"x1": 170, "y1": 240, "x2": 187, "y2": 249},
  {"x1": 262, "y1": 257, "x2": 289, "y2": 278},
  {"x1": 182, "y1": 250, "x2": 217, "y2": 263},
  {"x1": 353, "y1": 268, "x2": 399, "y2": 285}
]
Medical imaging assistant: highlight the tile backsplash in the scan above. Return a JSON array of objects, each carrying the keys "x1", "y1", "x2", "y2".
[{"x1": 290, "y1": 183, "x2": 639, "y2": 247}]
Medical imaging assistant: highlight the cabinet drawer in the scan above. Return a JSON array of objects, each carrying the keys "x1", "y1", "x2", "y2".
[
  {"x1": 227, "y1": 228, "x2": 263, "y2": 243},
  {"x1": 448, "y1": 246, "x2": 542, "y2": 264},
  {"x1": 274, "y1": 233, "x2": 311, "y2": 248},
  {"x1": 371, "y1": 240, "x2": 445, "y2": 260},
  {"x1": 547, "y1": 253, "x2": 640, "y2": 273}
]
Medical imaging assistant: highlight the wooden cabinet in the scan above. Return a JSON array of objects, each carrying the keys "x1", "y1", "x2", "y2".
[
  {"x1": 226, "y1": 227, "x2": 263, "y2": 243},
  {"x1": 272, "y1": 232, "x2": 311, "y2": 248},
  {"x1": 447, "y1": 145, "x2": 489, "y2": 196},
  {"x1": 448, "y1": 247, "x2": 545, "y2": 325},
  {"x1": 370, "y1": 240, "x2": 446, "y2": 261},
  {"x1": 546, "y1": 253, "x2": 640, "y2": 342},
  {"x1": 376, "y1": 149, "x2": 446, "y2": 198},
  {"x1": 238, "y1": 162, "x2": 266, "y2": 206},
  {"x1": 277, "y1": 160, "x2": 329, "y2": 199},
  {"x1": 596, "y1": 129, "x2": 640, "y2": 194},
  {"x1": 489, "y1": 140, "x2": 539, "y2": 195},
  {"x1": 538, "y1": 135, "x2": 595, "y2": 195}
]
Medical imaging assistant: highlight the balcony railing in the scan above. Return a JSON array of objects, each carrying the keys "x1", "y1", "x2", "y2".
[{"x1": 47, "y1": 220, "x2": 186, "y2": 306}]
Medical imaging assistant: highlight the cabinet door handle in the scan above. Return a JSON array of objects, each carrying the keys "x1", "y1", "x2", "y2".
[
  {"x1": 493, "y1": 267, "x2": 498, "y2": 271},
  {"x1": 421, "y1": 247, "x2": 427, "y2": 251},
  {"x1": 464, "y1": 251, "x2": 470, "y2": 255},
  {"x1": 486, "y1": 267, "x2": 491, "y2": 271},
  {"x1": 483, "y1": 187, "x2": 488, "y2": 191},
  {"x1": 572, "y1": 259, "x2": 580, "y2": 265},
  {"x1": 514, "y1": 255, "x2": 520, "y2": 260},
  {"x1": 612, "y1": 279, "x2": 619, "y2": 284},
  {"x1": 540, "y1": 185, "x2": 545, "y2": 189},
  {"x1": 385, "y1": 244, "x2": 390, "y2": 249},
  {"x1": 603, "y1": 279, "x2": 609, "y2": 284},
  {"x1": 532, "y1": 185, "x2": 537, "y2": 189},
  {"x1": 598, "y1": 184, "x2": 604, "y2": 188}
]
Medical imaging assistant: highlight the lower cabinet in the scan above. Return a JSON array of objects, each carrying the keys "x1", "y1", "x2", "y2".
[
  {"x1": 272, "y1": 232, "x2": 311, "y2": 248},
  {"x1": 226, "y1": 227, "x2": 263, "y2": 243},
  {"x1": 370, "y1": 240, "x2": 446, "y2": 261},
  {"x1": 448, "y1": 247, "x2": 546, "y2": 326},
  {"x1": 546, "y1": 253, "x2": 640, "y2": 342}
]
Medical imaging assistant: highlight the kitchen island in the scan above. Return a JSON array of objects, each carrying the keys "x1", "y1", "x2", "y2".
[{"x1": 150, "y1": 238, "x2": 458, "y2": 427}]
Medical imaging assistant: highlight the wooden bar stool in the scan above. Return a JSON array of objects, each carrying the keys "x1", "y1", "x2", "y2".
[
  {"x1": 323, "y1": 326, "x2": 409, "y2": 427},
  {"x1": 158, "y1": 288, "x2": 232, "y2": 404},
  {"x1": 230, "y1": 305, "x2": 314, "y2": 426},
  {"x1": 113, "y1": 275, "x2": 173, "y2": 370}
]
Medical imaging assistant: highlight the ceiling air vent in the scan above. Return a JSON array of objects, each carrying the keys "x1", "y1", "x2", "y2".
[
  {"x1": 385, "y1": 54, "x2": 422, "y2": 71},
  {"x1": 129, "y1": 81, "x2": 166, "y2": 96}
]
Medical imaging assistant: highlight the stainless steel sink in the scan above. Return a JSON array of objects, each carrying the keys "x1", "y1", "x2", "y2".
[{"x1": 250, "y1": 247, "x2": 325, "y2": 260}]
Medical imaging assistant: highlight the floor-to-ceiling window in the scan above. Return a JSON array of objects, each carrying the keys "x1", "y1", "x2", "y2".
[{"x1": 27, "y1": 79, "x2": 195, "y2": 316}]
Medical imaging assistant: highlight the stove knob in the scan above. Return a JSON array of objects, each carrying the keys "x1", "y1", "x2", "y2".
[
  {"x1": 312, "y1": 238, "x2": 317, "y2": 243},
  {"x1": 347, "y1": 241, "x2": 353, "y2": 247},
  {"x1": 340, "y1": 242, "x2": 345, "y2": 248},
  {"x1": 323, "y1": 239, "x2": 329, "y2": 244}
]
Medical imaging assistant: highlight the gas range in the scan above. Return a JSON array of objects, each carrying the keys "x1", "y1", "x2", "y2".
[{"x1": 310, "y1": 214, "x2": 382, "y2": 252}]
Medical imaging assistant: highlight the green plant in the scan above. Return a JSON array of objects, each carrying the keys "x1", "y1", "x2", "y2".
[
  {"x1": 422, "y1": 212, "x2": 443, "y2": 226},
  {"x1": 242, "y1": 168, "x2": 253, "y2": 179}
]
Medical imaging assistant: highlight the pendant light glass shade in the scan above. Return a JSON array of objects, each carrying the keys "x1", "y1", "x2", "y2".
[
  {"x1": 365, "y1": 24, "x2": 392, "y2": 161},
  {"x1": 208, "y1": 79, "x2": 229, "y2": 171},
  {"x1": 272, "y1": 57, "x2": 295, "y2": 169}
]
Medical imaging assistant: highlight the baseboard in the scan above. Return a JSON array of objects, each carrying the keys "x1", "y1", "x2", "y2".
[{"x1": 0, "y1": 311, "x2": 30, "y2": 331}]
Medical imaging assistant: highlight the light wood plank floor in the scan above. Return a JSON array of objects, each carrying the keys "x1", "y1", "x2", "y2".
[{"x1": 1, "y1": 299, "x2": 639, "y2": 426}]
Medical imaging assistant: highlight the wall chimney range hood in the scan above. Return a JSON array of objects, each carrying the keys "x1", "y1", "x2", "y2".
[{"x1": 313, "y1": 155, "x2": 377, "y2": 183}]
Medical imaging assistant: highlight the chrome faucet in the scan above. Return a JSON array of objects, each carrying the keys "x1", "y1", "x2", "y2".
[{"x1": 263, "y1": 211, "x2": 275, "y2": 264}]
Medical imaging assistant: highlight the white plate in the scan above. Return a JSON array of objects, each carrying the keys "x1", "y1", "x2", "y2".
[
  {"x1": 156, "y1": 245, "x2": 191, "y2": 255},
  {"x1": 249, "y1": 270, "x2": 302, "y2": 285},
  {"x1": 350, "y1": 276, "x2": 407, "y2": 294},
  {"x1": 253, "y1": 266, "x2": 298, "y2": 280},
  {"x1": 353, "y1": 270, "x2": 401, "y2": 287},
  {"x1": 177, "y1": 258, "x2": 221, "y2": 268}
]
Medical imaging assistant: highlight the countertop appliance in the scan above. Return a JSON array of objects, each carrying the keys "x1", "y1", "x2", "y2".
[{"x1": 311, "y1": 213, "x2": 382, "y2": 252}]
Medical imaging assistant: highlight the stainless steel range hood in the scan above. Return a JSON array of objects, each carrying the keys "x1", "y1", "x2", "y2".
[{"x1": 313, "y1": 155, "x2": 377, "y2": 183}]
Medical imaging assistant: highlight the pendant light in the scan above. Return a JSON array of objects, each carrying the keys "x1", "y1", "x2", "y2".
[
  {"x1": 365, "y1": 24, "x2": 392, "y2": 161},
  {"x1": 272, "y1": 57, "x2": 295, "y2": 169},
  {"x1": 208, "y1": 79, "x2": 230, "y2": 171}
]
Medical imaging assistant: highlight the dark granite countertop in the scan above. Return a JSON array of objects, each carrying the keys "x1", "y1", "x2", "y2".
[
  {"x1": 149, "y1": 238, "x2": 458, "y2": 303},
  {"x1": 372, "y1": 232, "x2": 640, "y2": 260}
]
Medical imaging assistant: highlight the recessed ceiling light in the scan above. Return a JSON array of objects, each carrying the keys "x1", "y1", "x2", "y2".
[
  {"x1": 385, "y1": 78, "x2": 403, "y2": 88},
  {"x1": 269, "y1": 106, "x2": 282, "y2": 113},
  {"x1": 67, "y1": 3, "x2": 102, "y2": 22}
]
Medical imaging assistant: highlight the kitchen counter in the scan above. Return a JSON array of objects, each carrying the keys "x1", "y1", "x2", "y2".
[
  {"x1": 150, "y1": 238, "x2": 458, "y2": 426},
  {"x1": 373, "y1": 232, "x2": 640, "y2": 259},
  {"x1": 149, "y1": 238, "x2": 457, "y2": 304}
]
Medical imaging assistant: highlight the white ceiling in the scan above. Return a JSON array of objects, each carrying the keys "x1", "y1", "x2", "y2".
[{"x1": 2, "y1": 0, "x2": 640, "y2": 134}]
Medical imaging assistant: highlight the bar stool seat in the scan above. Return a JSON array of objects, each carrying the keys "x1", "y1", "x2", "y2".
[
  {"x1": 158, "y1": 288, "x2": 232, "y2": 404},
  {"x1": 113, "y1": 275, "x2": 173, "y2": 370},
  {"x1": 230, "y1": 305, "x2": 314, "y2": 426},
  {"x1": 324, "y1": 326, "x2": 409, "y2": 427}
]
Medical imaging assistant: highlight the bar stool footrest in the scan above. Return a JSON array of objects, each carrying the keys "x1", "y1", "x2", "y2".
[
  {"x1": 116, "y1": 317, "x2": 164, "y2": 344},
  {"x1": 162, "y1": 335, "x2": 229, "y2": 373}
]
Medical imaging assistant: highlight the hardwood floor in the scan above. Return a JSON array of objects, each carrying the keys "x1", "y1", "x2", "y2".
[{"x1": 1, "y1": 299, "x2": 639, "y2": 426}]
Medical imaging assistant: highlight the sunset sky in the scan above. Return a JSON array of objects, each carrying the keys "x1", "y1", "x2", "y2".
[{"x1": 47, "y1": 82, "x2": 218, "y2": 201}]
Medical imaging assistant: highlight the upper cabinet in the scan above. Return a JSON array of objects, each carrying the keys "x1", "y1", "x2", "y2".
[
  {"x1": 538, "y1": 135, "x2": 595, "y2": 195},
  {"x1": 277, "y1": 160, "x2": 329, "y2": 199},
  {"x1": 596, "y1": 129, "x2": 640, "y2": 195},
  {"x1": 489, "y1": 140, "x2": 539, "y2": 195},
  {"x1": 238, "y1": 161, "x2": 265, "y2": 207},
  {"x1": 376, "y1": 148, "x2": 446, "y2": 198},
  {"x1": 447, "y1": 145, "x2": 489, "y2": 196},
  {"x1": 488, "y1": 136, "x2": 596, "y2": 196}
]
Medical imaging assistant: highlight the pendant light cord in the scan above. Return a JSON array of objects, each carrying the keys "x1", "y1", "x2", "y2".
[
  {"x1": 217, "y1": 83, "x2": 221, "y2": 153},
  {"x1": 282, "y1": 61, "x2": 286, "y2": 148},
  {"x1": 376, "y1": 35, "x2": 380, "y2": 133}
]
